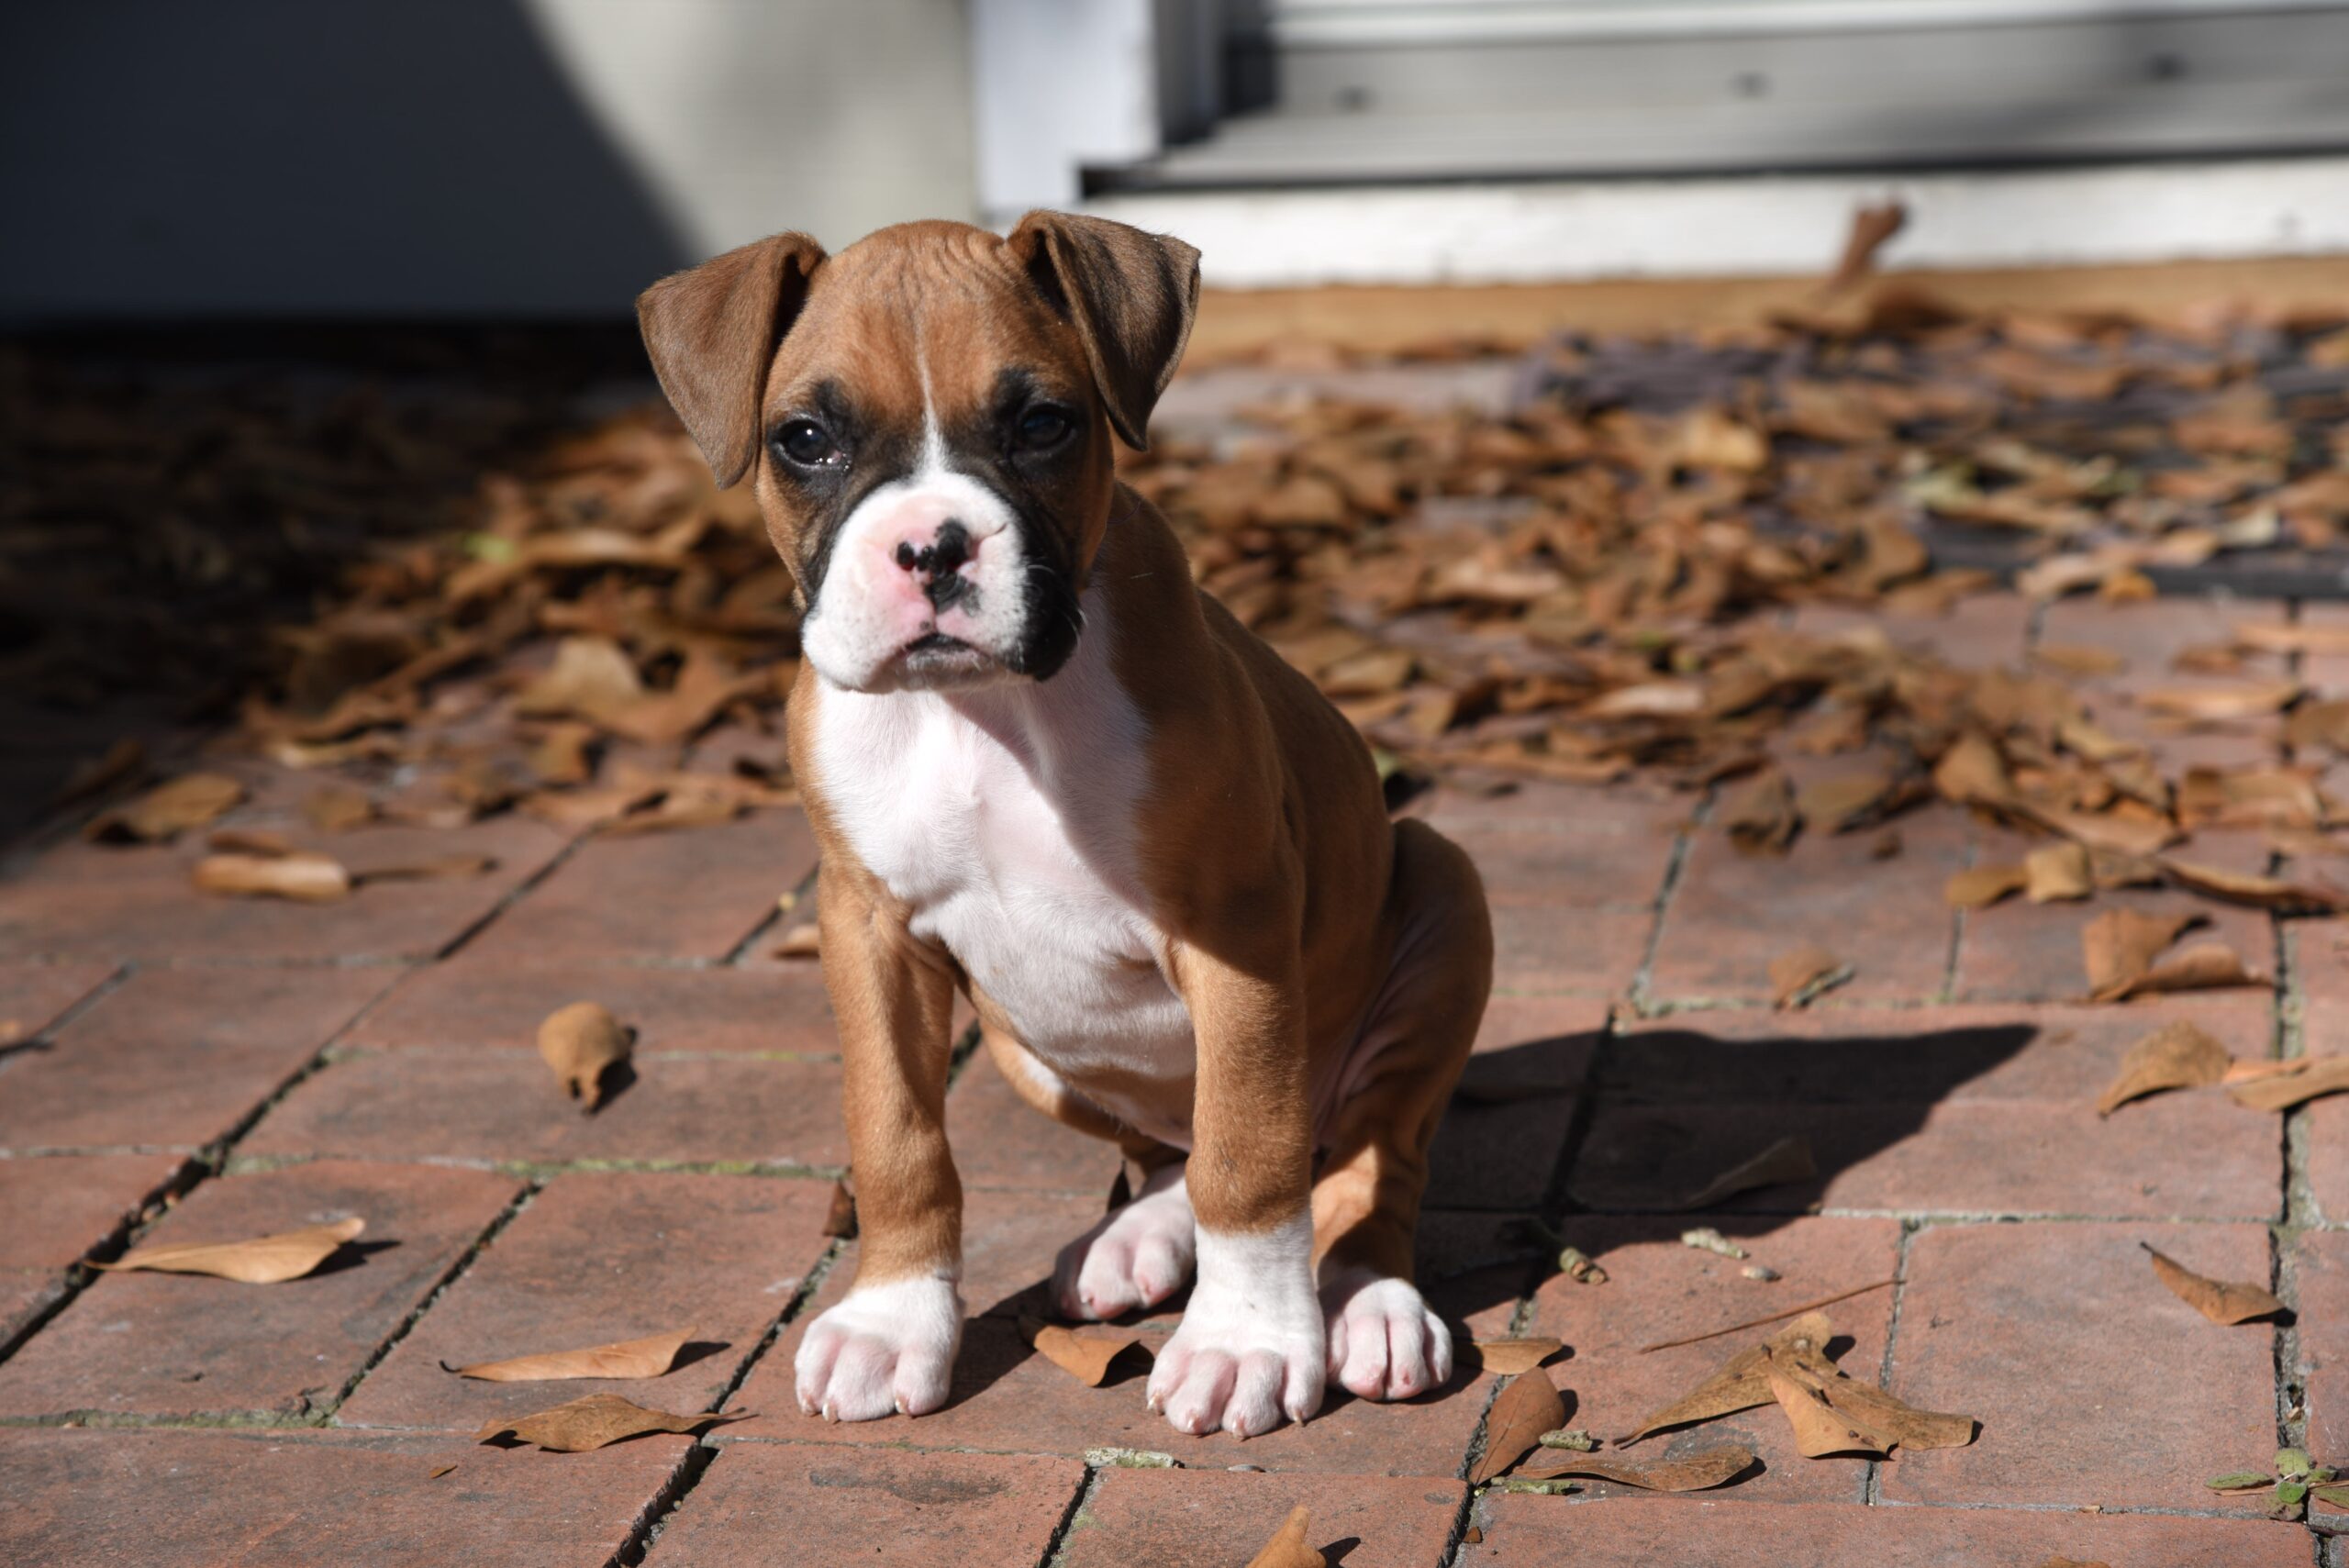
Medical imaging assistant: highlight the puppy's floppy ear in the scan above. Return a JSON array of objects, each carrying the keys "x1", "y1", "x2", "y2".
[
  {"x1": 637, "y1": 231, "x2": 827, "y2": 487},
  {"x1": 1005, "y1": 211, "x2": 1200, "y2": 452}
]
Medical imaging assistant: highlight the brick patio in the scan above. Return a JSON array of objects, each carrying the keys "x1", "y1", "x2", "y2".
[{"x1": 2, "y1": 399, "x2": 2342, "y2": 1567}]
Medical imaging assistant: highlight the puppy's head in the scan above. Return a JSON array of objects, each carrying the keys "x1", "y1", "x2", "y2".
[{"x1": 638, "y1": 214, "x2": 1199, "y2": 694}]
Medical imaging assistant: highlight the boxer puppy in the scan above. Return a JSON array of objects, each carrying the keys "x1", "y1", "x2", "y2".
[{"x1": 637, "y1": 214, "x2": 1492, "y2": 1439}]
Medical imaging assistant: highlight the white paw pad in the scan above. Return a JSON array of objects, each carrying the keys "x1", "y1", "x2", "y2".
[
  {"x1": 1321, "y1": 1269, "x2": 1452, "y2": 1402},
  {"x1": 1146, "y1": 1221, "x2": 1325, "y2": 1439},
  {"x1": 794, "y1": 1275, "x2": 963, "y2": 1422},
  {"x1": 1052, "y1": 1167, "x2": 1196, "y2": 1321}
]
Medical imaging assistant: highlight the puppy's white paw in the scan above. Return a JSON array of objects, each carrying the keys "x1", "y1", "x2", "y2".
[
  {"x1": 1320, "y1": 1266, "x2": 1452, "y2": 1403},
  {"x1": 1147, "y1": 1219, "x2": 1324, "y2": 1439},
  {"x1": 1052, "y1": 1165, "x2": 1196, "y2": 1321},
  {"x1": 794, "y1": 1275, "x2": 962, "y2": 1422}
]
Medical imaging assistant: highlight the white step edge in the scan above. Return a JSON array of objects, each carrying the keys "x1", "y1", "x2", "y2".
[{"x1": 1075, "y1": 156, "x2": 2349, "y2": 287}]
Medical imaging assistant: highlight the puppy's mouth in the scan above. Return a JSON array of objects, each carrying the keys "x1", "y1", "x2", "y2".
[{"x1": 893, "y1": 628, "x2": 1003, "y2": 685}]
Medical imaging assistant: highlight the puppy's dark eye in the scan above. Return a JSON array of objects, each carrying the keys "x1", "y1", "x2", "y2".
[
  {"x1": 773, "y1": 419, "x2": 841, "y2": 468},
  {"x1": 1015, "y1": 406, "x2": 1074, "y2": 451}
]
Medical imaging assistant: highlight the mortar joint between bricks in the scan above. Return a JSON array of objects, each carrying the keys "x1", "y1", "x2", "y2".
[
  {"x1": 323, "y1": 1175, "x2": 540, "y2": 1418},
  {"x1": 722, "y1": 861, "x2": 818, "y2": 967},
  {"x1": 696, "y1": 1234, "x2": 850, "y2": 1420},
  {"x1": 608, "y1": 1435, "x2": 721, "y2": 1568},
  {"x1": 1625, "y1": 783, "x2": 1711, "y2": 1018},
  {"x1": 1036, "y1": 1462, "x2": 1105, "y2": 1568}
]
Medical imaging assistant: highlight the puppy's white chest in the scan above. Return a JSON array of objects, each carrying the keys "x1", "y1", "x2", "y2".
[{"x1": 810, "y1": 643, "x2": 1196, "y2": 1106}]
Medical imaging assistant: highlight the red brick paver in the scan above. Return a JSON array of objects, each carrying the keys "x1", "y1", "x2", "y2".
[
  {"x1": 465, "y1": 810, "x2": 815, "y2": 962},
  {"x1": 338, "y1": 1170, "x2": 834, "y2": 1429},
  {"x1": 347, "y1": 955, "x2": 842, "y2": 1057},
  {"x1": 242, "y1": 1049, "x2": 849, "y2": 1171},
  {"x1": 1059, "y1": 1467, "x2": 1466, "y2": 1568},
  {"x1": 0, "y1": 819, "x2": 565, "y2": 962},
  {"x1": 0, "y1": 1160, "x2": 518, "y2": 1421},
  {"x1": 0, "y1": 965, "x2": 395, "y2": 1152},
  {"x1": 1465, "y1": 1496, "x2": 2308, "y2": 1567},
  {"x1": 1879, "y1": 1219, "x2": 2279, "y2": 1512},
  {"x1": 647, "y1": 1446, "x2": 1085, "y2": 1568},
  {"x1": 0, "y1": 1428, "x2": 693, "y2": 1568}
]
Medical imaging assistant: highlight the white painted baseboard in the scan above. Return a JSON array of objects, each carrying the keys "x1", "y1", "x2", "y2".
[{"x1": 1082, "y1": 157, "x2": 2349, "y2": 287}]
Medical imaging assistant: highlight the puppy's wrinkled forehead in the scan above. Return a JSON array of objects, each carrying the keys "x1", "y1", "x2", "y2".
[{"x1": 770, "y1": 225, "x2": 1088, "y2": 439}]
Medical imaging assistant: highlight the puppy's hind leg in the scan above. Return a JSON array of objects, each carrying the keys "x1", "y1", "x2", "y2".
[
  {"x1": 1314, "y1": 817, "x2": 1492, "y2": 1402},
  {"x1": 980, "y1": 1026, "x2": 1197, "y2": 1321}
]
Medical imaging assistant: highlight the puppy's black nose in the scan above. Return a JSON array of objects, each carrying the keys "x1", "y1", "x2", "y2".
[
  {"x1": 893, "y1": 520, "x2": 974, "y2": 611},
  {"x1": 892, "y1": 519, "x2": 972, "y2": 578}
]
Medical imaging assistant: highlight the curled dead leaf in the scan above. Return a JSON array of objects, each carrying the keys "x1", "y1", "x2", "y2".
[
  {"x1": 1676, "y1": 1136, "x2": 1817, "y2": 1211},
  {"x1": 2081, "y1": 909, "x2": 2198, "y2": 1001},
  {"x1": 1770, "y1": 944, "x2": 1851, "y2": 1009},
  {"x1": 1470, "y1": 1338, "x2": 1565, "y2": 1375},
  {"x1": 1722, "y1": 767, "x2": 1798, "y2": 856},
  {"x1": 2231, "y1": 1056, "x2": 2349, "y2": 1112},
  {"x1": 1945, "y1": 862, "x2": 2027, "y2": 910},
  {"x1": 473, "y1": 1392, "x2": 743, "y2": 1451},
  {"x1": 2160, "y1": 858, "x2": 2349, "y2": 915},
  {"x1": 537, "y1": 1001, "x2": 634, "y2": 1110},
  {"x1": 1245, "y1": 1506, "x2": 1325, "y2": 1568},
  {"x1": 2096, "y1": 1018, "x2": 2233, "y2": 1117},
  {"x1": 2109, "y1": 941, "x2": 2264, "y2": 1002},
  {"x1": 1469, "y1": 1369, "x2": 1567, "y2": 1484},
  {"x1": 2024, "y1": 840, "x2": 2094, "y2": 903},
  {"x1": 2143, "y1": 1243, "x2": 2285, "y2": 1325},
  {"x1": 1019, "y1": 1316, "x2": 1163, "y2": 1387},
  {"x1": 1520, "y1": 1442, "x2": 1757, "y2": 1491},
  {"x1": 95, "y1": 1216, "x2": 364, "y2": 1284},
  {"x1": 193, "y1": 851, "x2": 352, "y2": 903},
  {"x1": 446, "y1": 1329, "x2": 695, "y2": 1382},
  {"x1": 86, "y1": 773, "x2": 247, "y2": 843}
]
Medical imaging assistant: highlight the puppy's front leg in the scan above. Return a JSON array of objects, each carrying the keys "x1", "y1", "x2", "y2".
[
  {"x1": 794, "y1": 862, "x2": 963, "y2": 1421},
  {"x1": 1148, "y1": 934, "x2": 1324, "y2": 1439}
]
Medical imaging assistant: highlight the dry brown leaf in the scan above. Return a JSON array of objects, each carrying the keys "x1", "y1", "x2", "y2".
[
  {"x1": 538, "y1": 1001, "x2": 634, "y2": 1110},
  {"x1": 354, "y1": 854, "x2": 497, "y2": 884},
  {"x1": 2096, "y1": 1019, "x2": 2233, "y2": 1116},
  {"x1": 1019, "y1": 1317, "x2": 1161, "y2": 1387},
  {"x1": 1823, "y1": 202, "x2": 1906, "y2": 295},
  {"x1": 86, "y1": 773, "x2": 247, "y2": 843},
  {"x1": 1623, "y1": 1312, "x2": 1832, "y2": 1441},
  {"x1": 2143, "y1": 1243, "x2": 2284, "y2": 1325},
  {"x1": 473, "y1": 1392, "x2": 741, "y2": 1451},
  {"x1": 447, "y1": 1329, "x2": 695, "y2": 1382},
  {"x1": 192, "y1": 851, "x2": 352, "y2": 903},
  {"x1": 1721, "y1": 767, "x2": 1799, "y2": 855},
  {"x1": 48, "y1": 737, "x2": 148, "y2": 810},
  {"x1": 2082, "y1": 909, "x2": 2199, "y2": 1000},
  {"x1": 1520, "y1": 1442, "x2": 1757, "y2": 1491},
  {"x1": 1765, "y1": 1357, "x2": 1888, "y2": 1458},
  {"x1": 1245, "y1": 1506, "x2": 1325, "y2": 1568},
  {"x1": 427, "y1": 1462, "x2": 458, "y2": 1480},
  {"x1": 2033, "y1": 643, "x2": 2128, "y2": 678},
  {"x1": 771, "y1": 921, "x2": 821, "y2": 959},
  {"x1": 2222, "y1": 1057, "x2": 2310, "y2": 1087},
  {"x1": 1794, "y1": 772, "x2": 1892, "y2": 835},
  {"x1": 2135, "y1": 681, "x2": 2300, "y2": 722},
  {"x1": 303, "y1": 784, "x2": 377, "y2": 832},
  {"x1": 2233, "y1": 621, "x2": 2349, "y2": 657},
  {"x1": 2110, "y1": 941, "x2": 2264, "y2": 1002},
  {"x1": 1471, "y1": 1338, "x2": 1565, "y2": 1375},
  {"x1": 822, "y1": 1177, "x2": 858, "y2": 1240},
  {"x1": 2230, "y1": 1056, "x2": 2349, "y2": 1111},
  {"x1": 1945, "y1": 862, "x2": 2028, "y2": 909},
  {"x1": 95, "y1": 1216, "x2": 364, "y2": 1284},
  {"x1": 516, "y1": 636, "x2": 646, "y2": 722},
  {"x1": 1770, "y1": 944, "x2": 1851, "y2": 1009},
  {"x1": 1470, "y1": 1369, "x2": 1568, "y2": 1483},
  {"x1": 2160, "y1": 858, "x2": 2349, "y2": 915},
  {"x1": 1932, "y1": 732, "x2": 2011, "y2": 806},
  {"x1": 208, "y1": 828, "x2": 294, "y2": 857},
  {"x1": 1677, "y1": 1136, "x2": 1817, "y2": 1210},
  {"x1": 2024, "y1": 840, "x2": 2094, "y2": 903}
]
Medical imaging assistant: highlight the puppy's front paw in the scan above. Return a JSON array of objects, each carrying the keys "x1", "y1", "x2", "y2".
[
  {"x1": 794, "y1": 1275, "x2": 962, "y2": 1422},
  {"x1": 1146, "y1": 1223, "x2": 1324, "y2": 1439},
  {"x1": 1052, "y1": 1165, "x2": 1196, "y2": 1320},
  {"x1": 1320, "y1": 1267, "x2": 1452, "y2": 1402}
]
